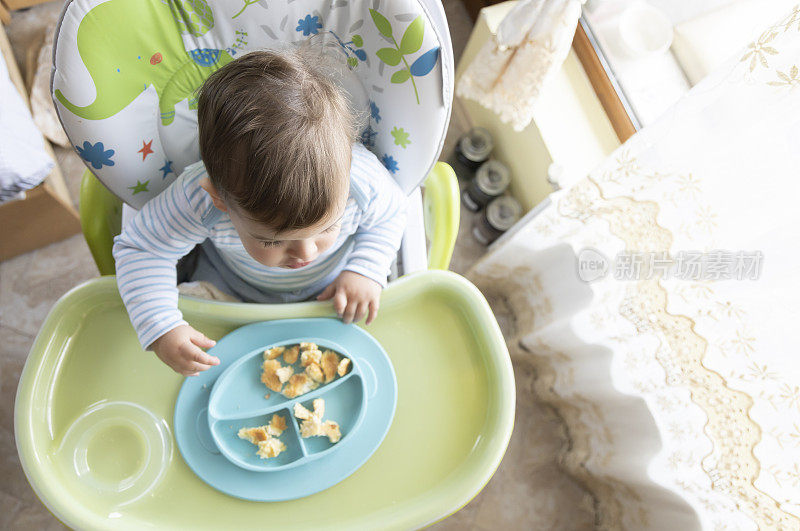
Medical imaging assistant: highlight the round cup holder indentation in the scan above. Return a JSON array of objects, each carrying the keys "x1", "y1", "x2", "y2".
[{"x1": 56, "y1": 401, "x2": 172, "y2": 509}]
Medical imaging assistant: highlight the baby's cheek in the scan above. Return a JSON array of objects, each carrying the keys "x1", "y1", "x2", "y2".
[{"x1": 318, "y1": 231, "x2": 340, "y2": 253}]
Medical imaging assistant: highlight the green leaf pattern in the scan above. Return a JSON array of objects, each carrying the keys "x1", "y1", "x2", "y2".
[
  {"x1": 369, "y1": 9, "x2": 429, "y2": 104},
  {"x1": 399, "y1": 16, "x2": 423, "y2": 55},
  {"x1": 391, "y1": 70, "x2": 411, "y2": 83},
  {"x1": 377, "y1": 48, "x2": 401, "y2": 66},
  {"x1": 370, "y1": 9, "x2": 393, "y2": 38}
]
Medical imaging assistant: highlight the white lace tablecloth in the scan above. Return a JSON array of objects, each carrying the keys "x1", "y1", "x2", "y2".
[{"x1": 469, "y1": 7, "x2": 800, "y2": 529}]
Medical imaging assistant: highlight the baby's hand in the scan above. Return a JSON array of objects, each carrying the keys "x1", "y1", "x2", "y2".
[
  {"x1": 150, "y1": 324, "x2": 220, "y2": 376},
  {"x1": 317, "y1": 271, "x2": 382, "y2": 325}
]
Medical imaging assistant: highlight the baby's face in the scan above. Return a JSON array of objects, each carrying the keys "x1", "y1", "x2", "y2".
[{"x1": 228, "y1": 202, "x2": 345, "y2": 269}]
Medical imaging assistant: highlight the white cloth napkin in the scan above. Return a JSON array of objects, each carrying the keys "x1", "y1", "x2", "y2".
[
  {"x1": 0, "y1": 50, "x2": 54, "y2": 203},
  {"x1": 457, "y1": 0, "x2": 584, "y2": 131}
]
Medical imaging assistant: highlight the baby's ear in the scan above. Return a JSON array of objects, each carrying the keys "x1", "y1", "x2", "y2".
[{"x1": 199, "y1": 178, "x2": 228, "y2": 212}]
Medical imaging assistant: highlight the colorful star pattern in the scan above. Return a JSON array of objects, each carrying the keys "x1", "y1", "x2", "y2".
[
  {"x1": 160, "y1": 160, "x2": 174, "y2": 179},
  {"x1": 129, "y1": 180, "x2": 150, "y2": 195},
  {"x1": 138, "y1": 139, "x2": 154, "y2": 161}
]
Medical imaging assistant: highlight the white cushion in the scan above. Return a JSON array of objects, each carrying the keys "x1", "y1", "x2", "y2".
[{"x1": 52, "y1": 0, "x2": 453, "y2": 208}]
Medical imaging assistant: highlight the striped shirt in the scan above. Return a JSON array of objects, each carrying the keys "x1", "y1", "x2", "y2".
[{"x1": 113, "y1": 143, "x2": 406, "y2": 349}]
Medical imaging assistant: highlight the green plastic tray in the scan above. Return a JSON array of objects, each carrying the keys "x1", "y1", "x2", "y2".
[{"x1": 15, "y1": 270, "x2": 514, "y2": 530}]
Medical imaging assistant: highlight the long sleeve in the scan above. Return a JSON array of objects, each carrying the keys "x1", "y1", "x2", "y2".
[
  {"x1": 343, "y1": 149, "x2": 407, "y2": 287},
  {"x1": 113, "y1": 168, "x2": 211, "y2": 349}
]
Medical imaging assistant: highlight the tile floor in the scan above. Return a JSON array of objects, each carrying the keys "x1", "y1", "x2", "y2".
[{"x1": 1, "y1": 2, "x2": 593, "y2": 529}]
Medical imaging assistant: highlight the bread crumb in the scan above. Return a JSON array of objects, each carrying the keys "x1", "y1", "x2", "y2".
[
  {"x1": 293, "y1": 399, "x2": 342, "y2": 443},
  {"x1": 264, "y1": 393, "x2": 271, "y2": 400},
  {"x1": 238, "y1": 414, "x2": 287, "y2": 459},
  {"x1": 283, "y1": 345, "x2": 300, "y2": 364},
  {"x1": 276, "y1": 365, "x2": 293, "y2": 383},
  {"x1": 300, "y1": 349, "x2": 322, "y2": 367},
  {"x1": 263, "y1": 346, "x2": 286, "y2": 360},
  {"x1": 337, "y1": 358, "x2": 351, "y2": 377},
  {"x1": 269, "y1": 414, "x2": 287, "y2": 433},
  {"x1": 283, "y1": 373, "x2": 318, "y2": 398},
  {"x1": 305, "y1": 362, "x2": 324, "y2": 383},
  {"x1": 256, "y1": 437, "x2": 286, "y2": 458},
  {"x1": 261, "y1": 359, "x2": 293, "y2": 392},
  {"x1": 321, "y1": 350, "x2": 340, "y2": 382}
]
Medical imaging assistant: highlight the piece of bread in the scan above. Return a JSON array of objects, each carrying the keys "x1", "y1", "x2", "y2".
[
  {"x1": 305, "y1": 362, "x2": 324, "y2": 383},
  {"x1": 238, "y1": 414, "x2": 286, "y2": 443},
  {"x1": 299, "y1": 342, "x2": 318, "y2": 352},
  {"x1": 293, "y1": 399, "x2": 341, "y2": 443},
  {"x1": 237, "y1": 414, "x2": 288, "y2": 459},
  {"x1": 261, "y1": 359, "x2": 284, "y2": 392},
  {"x1": 300, "y1": 348, "x2": 322, "y2": 367},
  {"x1": 283, "y1": 373, "x2": 318, "y2": 398},
  {"x1": 320, "y1": 420, "x2": 342, "y2": 443},
  {"x1": 321, "y1": 350, "x2": 340, "y2": 382},
  {"x1": 269, "y1": 413, "x2": 287, "y2": 433},
  {"x1": 256, "y1": 437, "x2": 286, "y2": 459},
  {"x1": 263, "y1": 346, "x2": 285, "y2": 360},
  {"x1": 283, "y1": 345, "x2": 300, "y2": 364},
  {"x1": 276, "y1": 365, "x2": 293, "y2": 383},
  {"x1": 238, "y1": 425, "x2": 270, "y2": 444},
  {"x1": 337, "y1": 357, "x2": 351, "y2": 377}
]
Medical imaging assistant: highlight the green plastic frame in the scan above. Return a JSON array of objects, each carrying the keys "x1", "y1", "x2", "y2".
[
  {"x1": 16, "y1": 271, "x2": 514, "y2": 529},
  {"x1": 80, "y1": 169, "x2": 122, "y2": 276},
  {"x1": 423, "y1": 162, "x2": 460, "y2": 270}
]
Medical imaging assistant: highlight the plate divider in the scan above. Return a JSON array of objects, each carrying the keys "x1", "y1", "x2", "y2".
[
  {"x1": 210, "y1": 369, "x2": 359, "y2": 422},
  {"x1": 287, "y1": 410, "x2": 309, "y2": 457}
]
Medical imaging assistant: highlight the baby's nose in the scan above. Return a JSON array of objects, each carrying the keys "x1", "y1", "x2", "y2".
[{"x1": 291, "y1": 240, "x2": 317, "y2": 261}]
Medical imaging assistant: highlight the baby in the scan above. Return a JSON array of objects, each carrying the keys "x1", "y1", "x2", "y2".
[{"x1": 113, "y1": 49, "x2": 406, "y2": 376}]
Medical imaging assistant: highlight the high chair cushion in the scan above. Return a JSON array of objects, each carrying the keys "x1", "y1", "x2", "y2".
[{"x1": 51, "y1": 0, "x2": 452, "y2": 209}]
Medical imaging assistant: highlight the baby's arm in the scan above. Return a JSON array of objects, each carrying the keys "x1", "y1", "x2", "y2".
[
  {"x1": 113, "y1": 170, "x2": 219, "y2": 374},
  {"x1": 319, "y1": 165, "x2": 407, "y2": 324}
]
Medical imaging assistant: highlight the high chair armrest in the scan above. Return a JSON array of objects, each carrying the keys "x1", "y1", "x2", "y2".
[
  {"x1": 80, "y1": 169, "x2": 122, "y2": 276},
  {"x1": 423, "y1": 162, "x2": 460, "y2": 270}
]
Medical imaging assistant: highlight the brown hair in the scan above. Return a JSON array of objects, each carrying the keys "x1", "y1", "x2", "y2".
[{"x1": 197, "y1": 47, "x2": 356, "y2": 232}]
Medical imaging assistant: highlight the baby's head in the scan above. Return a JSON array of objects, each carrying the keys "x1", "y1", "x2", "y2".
[{"x1": 196, "y1": 48, "x2": 356, "y2": 269}]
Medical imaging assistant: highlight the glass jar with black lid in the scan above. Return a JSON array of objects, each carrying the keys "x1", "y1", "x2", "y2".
[
  {"x1": 450, "y1": 127, "x2": 493, "y2": 180},
  {"x1": 462, "y1": 160, "x2": 511, "y2": 212},
  {"x1": 473, "y1": 195, "x2": 523, "y2": 245}
]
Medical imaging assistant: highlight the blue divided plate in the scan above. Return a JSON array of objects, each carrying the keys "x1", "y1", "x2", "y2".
[
  {"x1": 207, "y1": 337, "x2": 368, "y2": 472},
  {"x1": 174, "y1": 318, "x2": 397, "y2": 501}
]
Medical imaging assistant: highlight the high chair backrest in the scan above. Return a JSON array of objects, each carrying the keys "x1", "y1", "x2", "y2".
[{"x1": 51, "y1": 0, "x2": 453, "y2": 209}]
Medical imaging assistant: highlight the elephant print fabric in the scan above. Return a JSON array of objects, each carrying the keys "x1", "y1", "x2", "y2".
[
  {"x1": 56, "y1": 0, "x2": 232, "y2": 126},
  {"x1": 53, "y1": 0, "x2": 448, "y2": 209}
]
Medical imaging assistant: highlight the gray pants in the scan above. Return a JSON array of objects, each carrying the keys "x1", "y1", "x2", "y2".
[{"x1": 176, "y1": 241, "x2": 323, "y2": 304}]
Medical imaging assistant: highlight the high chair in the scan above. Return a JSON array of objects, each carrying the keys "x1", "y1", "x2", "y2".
[{"x1": 15, "y1": 1, "x2": 515, "y2": 528}]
